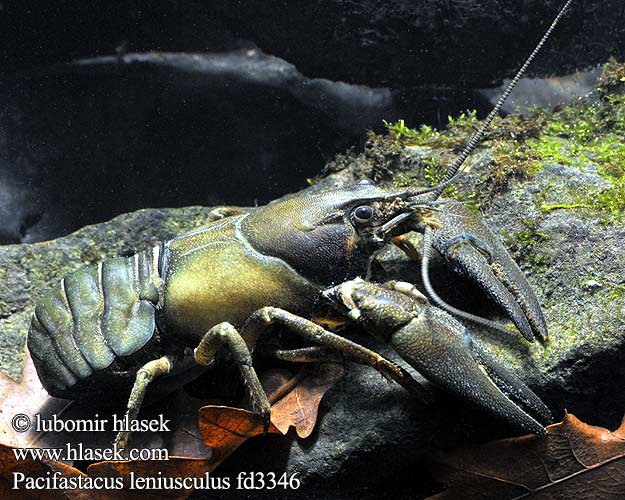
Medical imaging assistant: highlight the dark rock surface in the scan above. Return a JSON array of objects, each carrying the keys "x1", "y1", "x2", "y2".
[
  {"x1": 2, "y1": 1, "x2": 622, "y2": 87},
  {"x1": 0, "y1": 50, "x2": 399, "y2": 244}
]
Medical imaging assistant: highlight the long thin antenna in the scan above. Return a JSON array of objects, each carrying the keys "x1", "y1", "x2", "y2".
[
  {"x1": 433, "y1": 0, "x2": 574, "y2": 199},
  {"x1": 419, "y1": 227, "x2": 521, "y2": 338}
]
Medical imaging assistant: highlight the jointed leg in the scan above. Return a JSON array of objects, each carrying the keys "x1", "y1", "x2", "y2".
[
  {"x1": 115, "y1": 355, "x2": 172, "y2": 449},
  {"x1": 194, "y1": 322, "x2": 271, "y2": 429},
  {"x1": 243, "y1": 307, "x2": 430, "y2": 403},
  {"x1": 262, "y1": 345, "x2": 340, "y2": 363}
]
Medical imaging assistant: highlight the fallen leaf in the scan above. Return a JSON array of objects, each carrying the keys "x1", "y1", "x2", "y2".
[
  {"x1": 0, "y1": 442, "x2": 95, "y2": 500},
  {"x1": 198, "y1": 406, "x2": 281, "y2": 464},
  {"x1": 0, "y1": 350, "x2": 70, "y2": 449},
  {"x1": 428, "y1": 411, "x2": 625, "y2": 499},
  {"x1": 267, "y1": 362, "x2": 344, "y2": 438}
]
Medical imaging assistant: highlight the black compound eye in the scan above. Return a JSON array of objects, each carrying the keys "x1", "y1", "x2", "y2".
[{"x1": 353, "y1": 205, "x2": 374, "y2": 224}]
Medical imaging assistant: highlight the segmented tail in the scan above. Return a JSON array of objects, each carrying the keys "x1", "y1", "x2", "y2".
[{"x1": 28, "y1": 246, "x2": 164, "y2": 398}]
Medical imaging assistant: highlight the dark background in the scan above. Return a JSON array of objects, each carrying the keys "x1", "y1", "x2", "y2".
[{"x1": 0, "y1": 0, "x2": 618, "y2": 243}]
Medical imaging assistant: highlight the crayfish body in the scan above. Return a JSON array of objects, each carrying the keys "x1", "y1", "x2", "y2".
[{"x1": 29, "y1": 182, "x2": 550, "y2": 447}]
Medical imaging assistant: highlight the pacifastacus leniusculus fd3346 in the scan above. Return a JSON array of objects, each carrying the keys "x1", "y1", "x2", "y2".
[{"x1": 26, "y1": 0, "x2": 575, "y2": 450}]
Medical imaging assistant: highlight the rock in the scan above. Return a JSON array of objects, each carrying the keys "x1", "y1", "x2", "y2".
[
  {"x1": 479, "y1": 68, "x2": 603, "y2": 115},
  {"x1": 1, "y1": 62, "x2": 624, "y2": 500}
]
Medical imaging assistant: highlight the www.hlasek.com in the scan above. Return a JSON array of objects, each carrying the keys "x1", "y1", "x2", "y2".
[
  {"x1": 12, "y1": 442, "x2": 168, "y2": 462},
  {"x1": 10, "y1": 413, "x2": 301, "y2": 491},
  {"x1": 11, "y1": 412, "x2": 170, "y2": 462}
]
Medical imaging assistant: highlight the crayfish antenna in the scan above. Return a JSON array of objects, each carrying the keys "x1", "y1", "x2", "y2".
[
  {"x1": 408, "y1": 0, "x2": 575, "y2": 200},
  {"x1": 420, "y1": 226, "x2": 519, "y2": 338}
]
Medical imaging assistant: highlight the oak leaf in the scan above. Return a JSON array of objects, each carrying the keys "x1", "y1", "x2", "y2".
[
  {"x1": 198, "y1": 406, "x2": 281, "y2": 463},
  {"x1": 197, "y1": 361, "x2": 343, "y2": 458},
  {"x1": 428, "y1": 411, "x2": 625, "y2": 499},
  {"x1": 265, "y1": 362, "x2": 344, "y2": 438}
]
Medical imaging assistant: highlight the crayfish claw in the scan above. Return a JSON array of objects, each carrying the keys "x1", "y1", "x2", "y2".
[
  {"x1": 471, "y1": 343, "x2": 552, "y2": 425},
  {"x1": 430, "y1": 204, "x2": 547, "y2": 343},
  {"x1": 391, "y1": 306, "x2": 549, "y2": 435},
  {"x1": 327, "y1": 279, "x2": 549, "y2": 435}
]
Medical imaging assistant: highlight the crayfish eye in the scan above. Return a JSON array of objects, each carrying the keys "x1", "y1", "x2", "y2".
[{"x1": 352, "y1": 205, "x2": 374, "y2": 225}]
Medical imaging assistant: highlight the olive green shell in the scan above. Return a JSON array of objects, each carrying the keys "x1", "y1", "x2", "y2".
[
  {"x1": 160, "y1": 215, "x2": 318, "y2": 342},
  {"x1": 28, "y1": 248, "x2": 162, "y2": 398}
]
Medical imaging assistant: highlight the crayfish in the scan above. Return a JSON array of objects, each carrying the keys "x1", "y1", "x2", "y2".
[{"x1": 27, "y1": 0, "x2": 575, "y2": 449}]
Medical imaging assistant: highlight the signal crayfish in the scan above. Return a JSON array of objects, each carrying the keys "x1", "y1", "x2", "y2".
[{"x1": 27, "y1": 1, "x2": 575, "y2": 450}]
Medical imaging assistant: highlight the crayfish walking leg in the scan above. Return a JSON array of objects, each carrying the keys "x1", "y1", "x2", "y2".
[
  {"x1": 243, "y1": 307, "x2": 429, "y2": 401},
  {"x1": 195, "y1": 322, "x2": 272, "y2": 431},
  {"x1": 115, "y1": 355, "x2": 173, "y2": 449}
]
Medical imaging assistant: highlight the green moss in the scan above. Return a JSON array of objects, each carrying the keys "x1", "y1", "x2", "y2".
[
  {"x1": 470, "y1": 140, "x2": 538, "y2": 208},
  {"x1": 383, "y1": 111, "x2": 479, "y2": 150},
  {"x1": 504, "y1": 220, "x2": 551, "y2": 269},
  {"x1": 590, "y1": 176, "x2": 625, "y2": 217},
  {"x1": 446, "y1": 110, "x2": 479, "y2": 133},
  {"x1": 495, "y1": 63, "x2": 625, "y2": 219},
  {"x1": 380, "y1": 62, "x2": 625, "y2": 219},
  {"x1": 422, "y1": 157, "x2": 459, "y2": 199},
  {"x1": 608, "y1": 284, "x2": 625, "y2": 301},
  {"x1": 382, "y1": 115, "x2": 485, "y2": 197},
  {"x1": 384, "y1": 119, "x2": 443, "y2": 146}
]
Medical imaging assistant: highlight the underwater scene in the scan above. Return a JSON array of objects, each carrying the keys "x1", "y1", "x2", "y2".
[{"x1": 1, "y1": 1, "x2": 624, "y2": 499}]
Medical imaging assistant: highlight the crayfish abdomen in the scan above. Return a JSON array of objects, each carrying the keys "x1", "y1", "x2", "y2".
[{"x1": 28, "y1": 247, "x2": 163, "y2": 399}]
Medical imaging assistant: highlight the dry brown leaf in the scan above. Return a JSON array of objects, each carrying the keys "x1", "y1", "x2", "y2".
[
  {"x1": 0, "y1": 350, "x2": 69, "y2": 449},
  {"x1": 0, "y1": 442, "x2": 95, "y2": 500},
  {"x1": 0, "y1": 355, "x2": 343, "y2": 500},
  {"x1": 428, "y1": 411, "x2": 625, "y2": 500},
  {"x1": 198, "y1": 406, "x2": 281, "y2": 463},
  {"x1": 267, "y1": 362, "x2": 344, "y2": 438}
]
